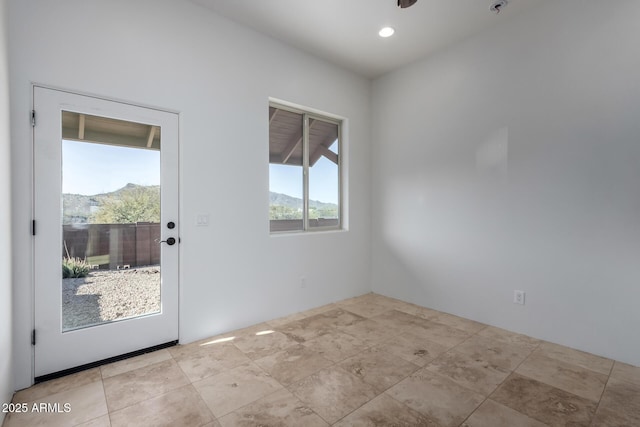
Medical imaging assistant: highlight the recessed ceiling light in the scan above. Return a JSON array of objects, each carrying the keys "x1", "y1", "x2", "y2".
[{"x1": 379, "y1": 27, "x2": 395, "y2": 38}]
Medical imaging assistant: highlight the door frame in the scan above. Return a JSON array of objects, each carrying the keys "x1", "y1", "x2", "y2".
[{"x1": 30, "y1": 84, "x2": 182, "y2": 382}]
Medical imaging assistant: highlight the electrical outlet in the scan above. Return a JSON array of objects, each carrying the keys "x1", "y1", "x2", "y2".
[{"x1": 513, "y1": 290, "x2": 525, "y2": 305}]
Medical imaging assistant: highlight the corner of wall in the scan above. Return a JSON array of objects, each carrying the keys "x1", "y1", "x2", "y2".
[{"x1": 0, "y1": 0, "x2": 15, "y2": 419}]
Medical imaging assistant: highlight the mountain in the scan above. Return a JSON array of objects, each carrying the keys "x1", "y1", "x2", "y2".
[
  {"x1": 63, "y1": 186, "x2": 337, "y2": 224},
  {"x1": 269, "y1": 191, "x2": 337, "y2": 211},
  {"x1": 62, "y1": 184, "x2": 159, "y2": 224}
]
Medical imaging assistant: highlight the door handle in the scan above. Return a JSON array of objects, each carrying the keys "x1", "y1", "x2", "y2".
[{"x1": 156, "y1": 237, "x2": 176, "y2": 245}]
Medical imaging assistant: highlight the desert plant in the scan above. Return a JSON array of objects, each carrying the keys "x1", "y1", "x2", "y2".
[{"x1": 62, "y1": 257, "x2": 90, "y2": 279}]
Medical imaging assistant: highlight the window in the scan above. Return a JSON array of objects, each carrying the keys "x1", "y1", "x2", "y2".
[{"x1": 269, "y1": 103, "x2": 341, "y2": 233}]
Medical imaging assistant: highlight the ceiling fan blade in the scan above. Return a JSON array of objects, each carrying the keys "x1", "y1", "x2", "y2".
[{"x1": 398, "y1": 0, "x2": 418, "y2": 8}]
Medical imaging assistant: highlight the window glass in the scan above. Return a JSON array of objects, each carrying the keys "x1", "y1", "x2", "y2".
[
  {"x1": 269, "y1": 108, "x2": 304, "y2": 232},
  {"x1": 268, "y1": 105, "x2": 341, "y2": 233},
  {"x1": 309, "y1": 121, "x2": 339, "y2": 229}
]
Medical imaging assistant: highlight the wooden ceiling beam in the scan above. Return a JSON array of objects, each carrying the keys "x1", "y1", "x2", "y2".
[
  {"x1": 280, "y1": 130, "x2": 301, "y2": 164},
  {"x1": 269, "y1": 107, "x2": 278, "y2": 124},
  {"x1": 78, "y1": 114, "x2": 85, "y2": 140},
  {"x1": 280, "y1": 119, "x2": 316, "y2": 164},
  {"x1": 310, "y1": 130, "x2": 339, "y2": 166},
  {"x1": 310, "y1": 143, "x2": 338, "y2": 166},
  {"x1": 146, "y1": 126, "x2": 156, "y2": 148}
]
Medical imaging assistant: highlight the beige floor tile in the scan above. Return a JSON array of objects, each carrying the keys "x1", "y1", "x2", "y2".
[
  {"x1": 591, "y1": 376, "x2": 640, "y2": 427},
  {"x1": 220, "y1": 323, "x2": 277, "y2": 341},
  {"x1": 319, "y1": 308, "x2": 366, "y2": 328},
  {"x1": 302, "y1": 331, "x2": 369, "y2": 363},
  {"x1": 532, "y1": 342, "x2": 613, "y2": 375},
  {"x1": 275, "y1": 315, "x2": 335, "y2": 343},
  {"x1": 167, "y1": 341, "x2": 206, "y2": 360},
  {"x1": 266, "y1": 312, "x2": 307, "y2": 328},
  {"x1": 193, "y1": 362, "x2": 282, "y2": 418},
  {"x1": 609, "y1": 361, "x2": 640, "y2": 385},
  {"x1": 254, "y1": 344, "x2": 333, "y2": 386},
  {"x1": 12, "y1": 368, "x2": 102, "y2": 403},
  {"x1": 333, "y1": 394, "x2": 435, "y2": 427},
  {"x1": 413, "y1": 321, "x2": 472, "y2": 349},
  {"x1": 231, "y1": 329, "x2": 298, "y2": 361},
  {"x1": 100, "y1": 349, "x2": 172, "y2": 379},
  {"x1": 103, "y1": 359, "x2": 189, "y2": 412},
  {"x1": 375, "y1": 298, "x2": 423, "y2": 316},
  {"x1": 12, "y1": 294, "x2": 635, "y2": 427},
  {"x1": 427, "y1": 312, "x2": 487, "y2": 334},
  {"x1": 168, "y1": 335, "x2": 237, "y2": 360},
  {"x1": 4, "y1": 381, "x2": 107, "y2": 427},
  {"x1": 591, "y1": 411, "x2": 631, "y2": 427},
  {"x1": 335, "y1": 299, "x2": 391, "y2": 318},
  {"x1": 338, "y1": 319, "x2": 394, "y2": 346},
  {"x1": 373, "y1": 332, "x2": 448, "y2": 367},
  {"x1": 174, "y1": 342, "x2": 251, "y2": 382},
  {"x1": 299, "y1": 303, "x2": 339, "y2": 318},
  {"x1": 178, "y1": 323, "x2": 275, "y2": 353},
  {"x1": 515, "y1": 353, "x2": 607, "y2": 402},
  {"x1": 461, "y1": 399, "x2": 547, "y2": 427},
  {"x1": 426, "y1": 350, "x2": 510, "y2": 396},
  {"x1": 491, "y1": 373, "x2": 597, "y2": 426},
  {"x1": 75, "y1": 414, "x2": 112, "y2": 427},
  {"x1": 377, "y1": 299, "x2": 436, "y2": 318},
  {"x1": 477, "y1": 326, "x2": 540, "y2": 350},
  {"x1": 367, "y1": 313, "x2": 428, "y2": 345},
  {"x1": 371, "y1": 309, "x2": 429, "y2": 333},
  {"x1": 361, "y1": 294, "x2": 408, "y2": 308},
  {"x1": 336, "y1": 293, "x2": 375, "y2": 306},
  {"x1": 453, "y1": 335, "x2": 534, "y2": 371},
  {"x1": 410, "y1": 305, "x2": 442, "y2": 320},
  {"x1": 373, "y1": 310, "x2": 471, "y2": 348},
  {"x1": 289, "y1": 366, "x2": 378, "y2": 424},
  {"x1": 108, "y1": 384, "x2": 213, "y2": 427},
  {"x1": 385, "y1": 369, "x2": 484, "y2": 427},
  {"x1": 218, "y1": 388, "x2": 328, "y2": 427},
  {"x1": 184, "y1": 322, "x2": 273, "y2": 350},
  {"x1": 339, "y1": 348, "x2": 420, "y2": 393}
]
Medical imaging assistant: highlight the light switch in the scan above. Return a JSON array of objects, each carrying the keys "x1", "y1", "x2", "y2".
[{"x1": 196, "y1": 214, "x2": 210, "y2": 226}]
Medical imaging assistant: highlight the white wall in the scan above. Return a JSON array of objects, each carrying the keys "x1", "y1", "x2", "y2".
[
  {"x1": 372, "y1": 0, "x2": 640, "y2": 366},
  {"x1": 0, "y1": 0, "x2": 14, "y2": 417},
  {"x1": 9, "y1": 0, "x2": 371, "y2": 388}
]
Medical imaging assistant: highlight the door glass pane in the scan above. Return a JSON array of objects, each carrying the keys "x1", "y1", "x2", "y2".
[
  {"x1": 61, "y1": 111, "x2": 162, "y2": 331},
  {"x1": 269, "y1": 107, "x2": 304, "y2": 232},
  {"x1": 309, "y1": 120, "x2": 339, "y2": 229}
]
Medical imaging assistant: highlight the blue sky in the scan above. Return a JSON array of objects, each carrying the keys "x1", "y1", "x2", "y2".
[
  {"x1": 269, "y1": 139, "x2": 339, "y2": 204},
  {"x1": 62, "y1": 140, "x2": 160, "y2": 195},
  {"x1": 64, "y1": 139, "x2": 339, "y2": 204},
  {"x1": 269, "y1": 154, "x2": 339, "y2": 204},
  {"x1": 269, "y1": 164, "x2": 303, "y2": 199}
]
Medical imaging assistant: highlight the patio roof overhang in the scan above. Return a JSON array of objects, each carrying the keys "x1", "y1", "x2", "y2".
[
  {"x1": 268, "y1": 106, "x2": 338, "y2": 167},
  {"x1": 62, "y1": 111, "x2": 161, "y2": 150}
]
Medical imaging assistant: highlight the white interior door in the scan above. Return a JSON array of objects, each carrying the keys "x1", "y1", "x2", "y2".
[{"x1": 33, "y1": 86, "x2": 179, "y2": 378}]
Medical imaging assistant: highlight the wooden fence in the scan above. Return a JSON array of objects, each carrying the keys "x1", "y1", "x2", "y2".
[
  {"x1": 63, "y1": 222, "x2": 160, "y2": 270},
  {"x1": 269, "y1": 218, "x2": 339, "y2": 232}
]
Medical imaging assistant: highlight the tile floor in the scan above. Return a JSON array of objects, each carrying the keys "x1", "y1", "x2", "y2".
[{"x1": 3, "y1": 293, "x2": 639, "y2": 426}]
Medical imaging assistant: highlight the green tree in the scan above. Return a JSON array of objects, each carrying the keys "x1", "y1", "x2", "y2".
[
  {"x1": 269, "y1": 205, "x2": 302, "y2": 220},
  {"x1": 91, "y1": 186, "x2": 160, "y2": 224},
  {"x1": 309, "y1": 207, "x2": 338, "y2": 219}
]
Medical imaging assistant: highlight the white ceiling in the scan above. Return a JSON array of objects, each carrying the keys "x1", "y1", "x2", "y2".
[{"x1": 192, "y1": 0, "x2": 546, "y2": 78}]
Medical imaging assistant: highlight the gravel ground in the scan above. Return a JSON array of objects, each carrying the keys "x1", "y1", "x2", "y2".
[{"x1": 62, "y1": 266, "x2": 161, "y2": 330}]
